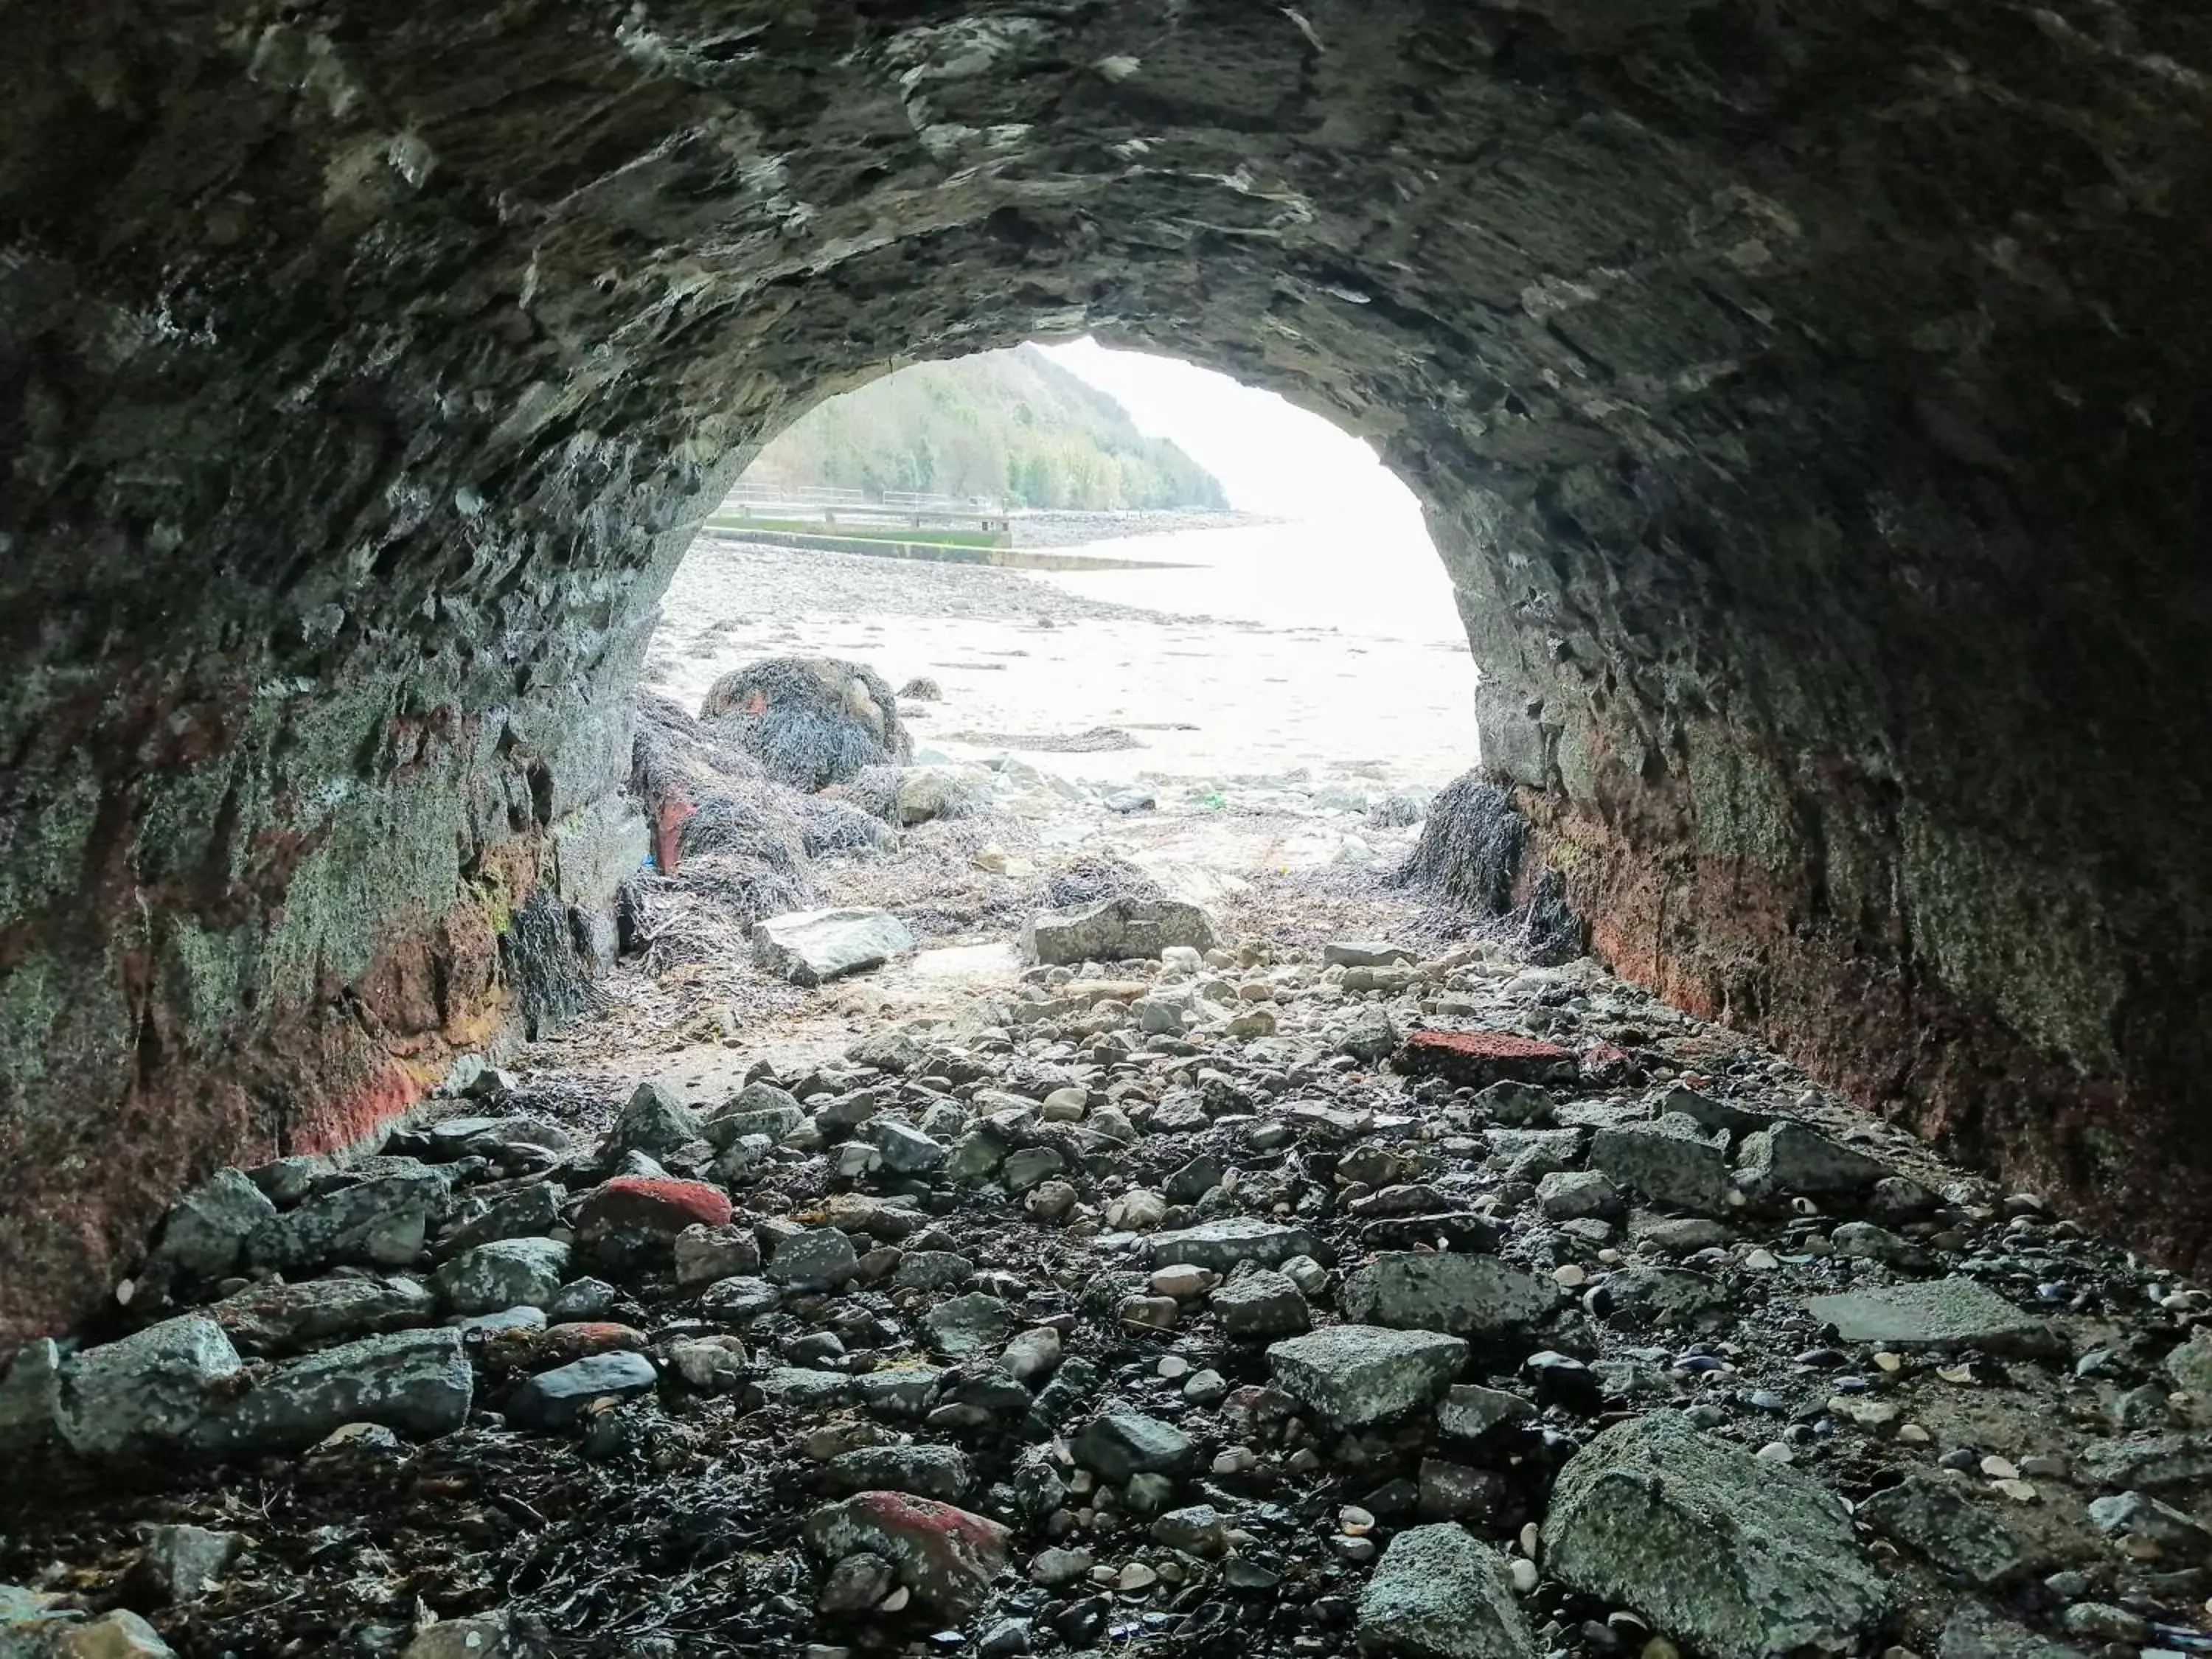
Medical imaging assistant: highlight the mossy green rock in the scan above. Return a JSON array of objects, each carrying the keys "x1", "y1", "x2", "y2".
[{"x1": 1540, "y1": 1412, "x2": 1886, "y2": 1659}]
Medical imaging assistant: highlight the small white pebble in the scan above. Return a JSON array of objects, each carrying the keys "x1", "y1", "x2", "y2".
[
  {"x1": 1979, "y1": 1454, "x2": 2019, "y2": 1480},
  {"x1": 1554, "y1": 1264, "x2": 1587, "y2": 1288},
  {"x1": 1744, "y1": 1249, "x2": 1780, "y2": 1271},
  {"x1": 1510, "y1": 1557, "x2": 1540, "y2": 1594},
  {"x1": 1755, "y1": 1441, "x2": 1795, "y2": 1464}
]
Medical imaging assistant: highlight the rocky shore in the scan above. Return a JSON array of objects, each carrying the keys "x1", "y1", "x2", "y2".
[{"x1": 4, "y1": 892, "x2": 2211, "y2": 1659}]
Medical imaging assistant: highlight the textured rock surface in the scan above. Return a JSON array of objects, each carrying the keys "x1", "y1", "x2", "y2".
[
  {"x1": 1358, "y1": 1523, "x2": 1535, "y2": 1659},
  {"x1": 1541, "y1": 1413, "x2": 1888, "y2": 1659},
  {"x1": 2, "y1": 0, "x2": 2211, "y2": 1338}
]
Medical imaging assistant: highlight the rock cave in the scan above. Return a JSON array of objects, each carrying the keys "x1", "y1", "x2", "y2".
[{"x1": 4, "y1": 0, "x2": 2209, "y2": 1401}]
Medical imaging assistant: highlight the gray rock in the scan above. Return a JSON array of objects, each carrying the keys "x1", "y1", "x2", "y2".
[
  {"x1": 1736, "y1": 1121, "x2": 1890, "y2": 1198},
  {"x1": 873, "y1": 1118, "x2": 947, "y2": 1175},
  {"x1": 1267, "y1": 1325, "x2": 1467, "y2": 1430},
  {"x1": 1804, "y1": 1281, "x2": 2053, "y2": 1354},
  {"x1": 1071, "y1": 1411, "x2": 1196, "y2": 1483},
  {"x1": 945, "y1": 1127, "x2": 1011, "y2": 1184},
  {"x1": 1629, "y1": 1214, "x2": 1735, "y2": 1253},
  {"x1": 246, "y1": 1167, "x2": 453, "y2": 1273},
  {"x1": 1000, "y1": 1147, "x2": 1065, "y2": 1193},
  {"x1": 1858, "y1": 1474, "x2": 2023, "y2": 1585},
  {"x1": 403, "y1": 1613, "x2": 514, "y2": 1658},
  {"x1": 436, "y1": 1183, "x2": 566, "y2": 1257},
  {"x1": 923, "y1": 1293, "x2": 1013, "y2": 1359},
  {"x1": 435, "y1": 1237, "x2": 569, "y2": 1315},
  {"x1": 1938, "y1": 1604, "x2": 2090, "y2": 1659},
  {"x1": 1021, "y1": 895, "x2": 1217, "y2": 965},
  {"x1": 1648, "y1": 1085, "x2": 1773, "y2": 1138},
  {"x1": 150, "y1": 1169, "x2": 278, "y2": 1281},
  {"x1": 602, "y1": 1082, "x2": 703, "y2": 1158},
  {"x1": 893, "y1": 1251, "x2": 976, "y2": 1290},
  {"x1": 768, "y1": 1227, "x2": 859, "y2": 1289},
  {"x1": 2086, "y1": 1489, "x2": 2212, "y2": 1552},
  {"x1": 823, "y1": 1443, "x2": 973, "y2": 1501},
  {"x1": 753, "y1": 906, "x2": 916, "y2": 984},
  {"x1": 1590, "y1": 1115, "x2": 1734, "y2": 1214},
  {"x1": 1472, "y1": 1081, "x2": 1554, "y2": 1126},
  {"x1": 1537, "y1": 1169, "x2": 1621, "y2": 1220},
  {"x1": 0, "y1": 1340, "x2": 60, "y2": 1454},
  {"x1": 1357, "y1": 1522, "x2": 1535, "y2": 1659},
  {"x1": 55, "y1": 1317, "x2": 243, "y2": 1460},
  {"x1": 673, "y1": 1224, "x2": 761, "y2": 1287},
  {"x1": 703, "y1": 1082, "x2": 807, "y2": 1147},
  {"x1": 1602, "y1": 1267, "x2": 1732, "y2": 1329},
  {"x1": 1338, "y1": 1006, "x2": 1399, "y2": 1065},
  {"x1": 192, "y1": 1328, "x2": 474, "y2": 1454},
  {"x1": 1540, "y1": 1412, "x2": 1886, "y2": 1659},
  {"x1": 699, "y1": 1275, "x2": 782, "y2": 1319},
  {"x1": 1211, "y1": 1269, "x2": 1311, "y2": 1338},
  {"x1": 508, "y1": 1351, "x2": 658, "y2": 1429},
  {"x1": 2165, "y1": 1327, "x2": 2212, "y2": 1398},
  {"x1": 208, "y1": 1275, "x2": 437, "y2": 1355},
  {"x1": 137, "y1": 1523, "x2": 242, "y2": 1602},
  {"x1": 1324, "y1": 940, "x2": 1417, "y2": 969},
  {"x1": 1148, "y1": 1217, "x2": 1326, "y2": 1273},
  {"x1": 1436, "y1": 1384, "x2": 1536, "y2": 1443},
  {"x1": 1340, "y1": 1253, "x2": 1554, "y2": 1338}
]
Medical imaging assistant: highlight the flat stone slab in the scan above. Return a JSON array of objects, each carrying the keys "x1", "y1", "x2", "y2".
[
  {"x1": 1339, "y1": 1253, "x2": 1555, "y2": 1339},
  {"x1": 1147, "y1": 1217, "x2": 1325, "y2": 1273},
  {"x1": 193, "y1": 1328, "x2": 473, "y2": 1455},
  {"x1": 1020, "y1": 895, "x2": 1217, "y2": 965},
  {"x1": 1859, "y1": 1473, "x2": 2025, "y2": 1586},
  {"x1": 55, "y1": 1317, "x2": 243, "y2": 1460},
  {"x1": 753, "y1": 906, "x2": 916, "y2": 984},
  {"x1": 1359, "y1": 1522, "x2": 1536, "y2": 1659},
  {"x1": 1542, "y1": 1412, "x2": 1887, "y2": 1659},
  {"x1": 1268, "y1": 1325, "x2": 1467, "y2": 1430},
  {"x1": 1804, "y1": 1281, "x2": 2055, "y2": 1354}
]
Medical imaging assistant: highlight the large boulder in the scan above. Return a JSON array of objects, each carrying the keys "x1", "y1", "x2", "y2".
[
  {"x1": 55, "y1": 1317, "x2": 243, "y2": 1460},
  {"x1": 753, "y1": 907, "x2": 916, "y2": 985},
  {"x1": 701, "y1": 656, "x2": 912, "y2": 790},
  {"x1": 1540, "y1": 1413, "x2": 1888, "y2": 1659},
  {"x1": 1021, "y1": 896, "x2": 1216, "y2": 965}
]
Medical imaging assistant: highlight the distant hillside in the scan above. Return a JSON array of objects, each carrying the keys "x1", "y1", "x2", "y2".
[{"x1": 741, "y1": 345, "x2": 1229, "y2": 511}]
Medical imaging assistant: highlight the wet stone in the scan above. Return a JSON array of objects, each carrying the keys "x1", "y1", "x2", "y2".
[
  {"x1": 508, "y1": 1351, "x2": 659, "y2": 1430},
  {"x1": 1211, "y1": 1269, "x2": 1311, "y2": 1338},
  {"x1": 1805, "y1": 1281, "x2": 2053, "y2": 1354},
  {"x1": 1541, "y1": 1412, "x2": 1887, "y2": 1659},
  {"x1": 922, "y1": 1293, "x2": 1013, "y2": 1359},
  {"x1": 209, "y1": 1275, "x2": 437, "y2": 1355},
  {"x1": 435, "y1": 1237, "x2": 569, "y2": 1314},
  {"x1": 1072, "y1": 1411, "x2": 1195, "y2": 1483},
  {"x1": 0, "y1": 1340, "x2": 61, "y2": 1453},
  {"x1": 246, "y1": 1168, "x2": 453, "y2": 1273},
  {"x1": 768, "y1": 1228, "x2": 860, "y2": 1289},
  {"x1": 1148, "y1": 1217, "x2": 1326, "y2": 1273},
  {"x1": 149, "y1": 1169, "x2": 278, "y2": 1281},
  {"x1": 55, "y1": 1317, "x2": 243, "y2": 1460},
  {"x1": 1736, "y1": 1122, "x2": 1890, "y2": 1199},
  {"x1": 822, "y1": 1444, "x2": 972, "y2": 1502},
  {"x1": 136, "y1": 1524, "x2": 242, "y2": 1603},
  {"x1": 1589, "y1": 1116, "x2": 1734, "y2": 1216},
  {"x1": 1436, "y1": 1384, "x2": 1537, "y2": 1444},
  {"x1": 1339, "y1": 1253, "x2": 1554, "y2": 1339},
  {"x1": 1357, "y1": 1522, "x2": 1537, "y2": 1659},
  {"x1": 803, "y1": 1492, "x2": 1012, "y2": 1620},
  {"x1": 1268, "y1": 1325, "x2": 1467, "y2": 1430},
  {"x1": 1859, "y1": 1474, "x2": 2025, "y2": 1585},
  {"x1": 601, "y1": 1082, "x2": 704, "y2": 1158},
  {"x1": 195, "y1": 1328, "x2": 474, "y2": 1455}
]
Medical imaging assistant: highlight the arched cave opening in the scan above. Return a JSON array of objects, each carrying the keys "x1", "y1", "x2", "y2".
[{"x1": 3, "y1": 1, "x2": 2211, "y2": 1649}]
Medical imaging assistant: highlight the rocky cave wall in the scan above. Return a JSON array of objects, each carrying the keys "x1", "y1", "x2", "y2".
[{"x1": 3, "y1": 0, "x2": 2208, "y2": 1343}]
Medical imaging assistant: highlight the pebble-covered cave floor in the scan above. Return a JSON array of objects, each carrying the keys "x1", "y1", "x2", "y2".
[{"x1": 7, "y1": 881, "x2": 2212, "y2": 1659}]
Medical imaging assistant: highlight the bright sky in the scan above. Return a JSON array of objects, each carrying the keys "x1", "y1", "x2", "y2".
[{"x1": 1034, "y1": 338, "x2": 1426, "y2": 527}]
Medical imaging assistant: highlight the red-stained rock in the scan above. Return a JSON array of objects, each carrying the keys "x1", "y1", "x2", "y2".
[
  {"x1": 574, "y1": 1177, "x2": 733, "y2": 1237},
  {"x1": 1579, "y1": 1041, "x2": 1639, "y2": 1084},
  {"x1": 804, "y1": 1491, "x2": 1012, "y2": 1618},
  {"x1": 1395, "y1": 1029, "x2": 1578, "y2": 1087}
]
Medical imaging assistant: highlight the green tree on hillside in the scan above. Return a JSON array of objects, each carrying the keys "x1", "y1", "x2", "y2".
[{"x1": 741, "y1": 345, "x2": 1228, "y2": 510}]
